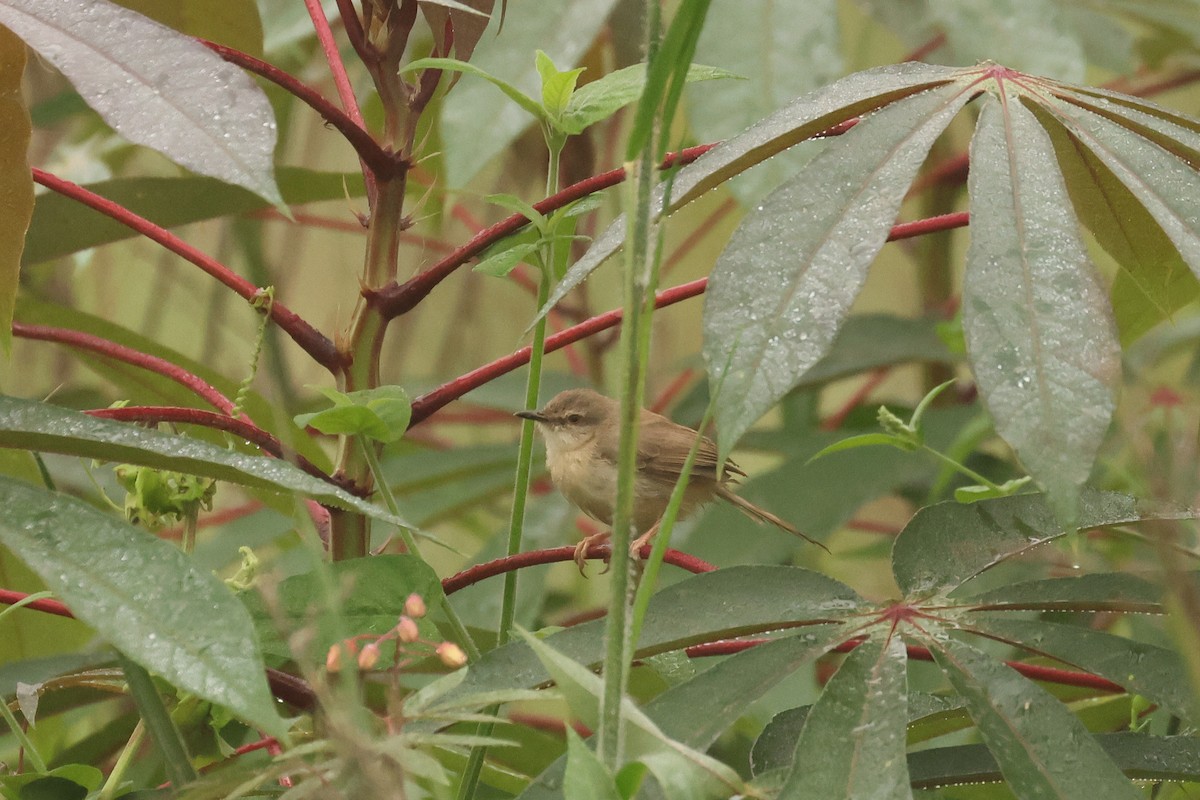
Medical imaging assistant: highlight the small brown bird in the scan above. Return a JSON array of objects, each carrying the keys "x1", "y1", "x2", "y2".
[{"x1": 516, "y1": 388, "x2": 826, "y2": 573}]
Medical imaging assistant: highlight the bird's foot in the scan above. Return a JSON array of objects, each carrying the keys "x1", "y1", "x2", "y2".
[
  {"x1": 629, "y1": 523, "x2": 660, "y2": 561},
  {"x1": 574, "y1": 531, "x2": 611, "y2": 576}
]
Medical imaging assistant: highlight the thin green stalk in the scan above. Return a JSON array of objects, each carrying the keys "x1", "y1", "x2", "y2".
[
  {"x1": 356, "y1": 436, "x2": 480, "y2": 661},
  {"x1": 456, "y1": 143, "x2": 560, "y2": 800},
  {"x1": 118, "y1": 652, "x2": 196, "y2": 789},
  {"x1": 598, "y1": 98, "x2": 661, "y2": 775},
  {"x1": 919, "y1": 444, "x2": 1004, "y2": 491},
  {"x1": 0, "y1": 693, "x2": 46, "y2": 773},
  {"x1": 99, "y1": 721, "x2": 145, "y2": 800}
]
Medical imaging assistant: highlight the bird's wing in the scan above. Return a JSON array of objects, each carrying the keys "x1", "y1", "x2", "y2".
[{"x1": 636, "y1": 411, "x2": 740, "y2": 482}]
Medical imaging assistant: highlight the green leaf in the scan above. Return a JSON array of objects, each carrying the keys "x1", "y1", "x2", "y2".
[
  {"x1": 294, "y1": 385, "x2": 412, "y2": 444},
  {"x1": 438, "y1": 0, "x2": 620, "y2": 187},
  {"x1": 0, "y1": 26, "x2": 31, "y2": 355},
  {"x1": 485, "y1": 193, "x2": 549, "y2": 231},
  {"x1": 968, "y1": 615, "x2": 1200, "y2": 723},
  {"x1": 23, "y1": 168, "x2": 367, "y2": 266},
  {"x1": 0, "y1": 394, "x2": 421, "y2": 531},
  {"x1": 563, "y1": 729, "x2": 623, "y2": 800},
  {"x1": 474, "y1": 242, "x2": 542, "y2": 277},
  {"x1": 778, "y1": 636, "x2": 911, "y2": 799},
  {"x1": 929, "y1": 635, "x2": 1141, "y2": 799},
  {"x1": 535, "y1": 50, "x2": 584, "y2": 120},
  {"x1": 405, "y1": 55, "x2": 546, "y2": 120},
  {"x1": 963, "y1": 92, "x2": 1119, "y2": 530},
  {"x1": 561, "y1": 63, "x2": 738, "y2": 136},
  {"x1": 908, "y1": 733, "x2": 1200, "y2": 789},
  {"x1": 1042, "y1": 91, "x2": 1200, "y2": 297},
  {"x1": 518, "y1": 628, "x2": 745, "y2": 800},
  {"x1": 962, "y1": 572, "x2": 1163, "y2": 611},
  {"x1": 0, "y1": 0, "x2": 281, "y2": 204},
  {"x1": 1036, "y1": 102, "x2": 1200, "y2": 345},
  {"x1": 807, "y1": 433, "x2": 915, "y2": 464},
  {"x1": 536, "y1": 62, "x2": 962, "y2": 327},
  {"x1": 0, "y1": 476, "x2": 287, "y2": 739},
  {"x1": 703, "y1": 79, "x2": 974, "y2": 458},
  {"x1": 242, "y1": 555, "x2": 441, "y2": 663},
  {"x1": 891, "y1": 490, "x2": 1191, "y2": 597}
]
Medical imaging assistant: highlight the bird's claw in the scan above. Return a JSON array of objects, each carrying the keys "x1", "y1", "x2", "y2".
[{"x1": 573, "y1": 532, "x2": 610, "y2": 576}]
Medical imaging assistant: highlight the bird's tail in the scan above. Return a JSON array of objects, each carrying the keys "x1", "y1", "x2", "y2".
[{"x1": 718, "y1": 487, "x2": 830, "y2": 553}]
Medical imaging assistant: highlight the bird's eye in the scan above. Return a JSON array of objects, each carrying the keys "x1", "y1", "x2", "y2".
[{"x1": 566, "y1": 413, "x2": 583, "y2": 424}]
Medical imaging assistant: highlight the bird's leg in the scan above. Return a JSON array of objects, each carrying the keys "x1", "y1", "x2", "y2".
[
  {"x1": 629, "y1": 521, "x2": 661, "y2": 560},
  {"x1": 573, "y1": 530, "x2": 611, "y2": 576}
]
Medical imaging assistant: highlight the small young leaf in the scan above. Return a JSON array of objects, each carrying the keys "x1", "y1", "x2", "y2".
[
  {"x1": 485, "y1": 192, "x2": 549, "y2": 232},
  {"x1": 294, "y1": 385, "x2": 412, "y2": 444},
  {"x1": 806, "y1": 433, "x2": 915, "y2": 465},
  {"x1": 404, "y1": 56, "x2": 546, "y2": 120},
  {"x1": 474, "y1": 242, "x2": 540, "y2": 277},
  {"x1": 561, "y1": 63, "x2": 738, "y2": 136},
  {"x1": 535, "y1": 50, "x2": 585, "y2": 120}
]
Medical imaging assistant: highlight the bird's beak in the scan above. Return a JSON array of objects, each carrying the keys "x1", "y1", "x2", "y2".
[{"x1": 515, "y1": 409, "x2": 546, "y2": 422}]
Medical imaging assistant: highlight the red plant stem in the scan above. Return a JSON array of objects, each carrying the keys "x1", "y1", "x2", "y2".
[
  {"x1": 820, "y1": 367, "x2": 891, "y2": 431},
  {"x1": 509, "y1": 711, "x2": 592, "y2": 738},
  {"x1": 0, "y1": 589, "x2": 73, "y2": 618},
  {"x1": 30, "y1": 169, "x2": 346, "y2": 373},
  {"x1": 374, "y1": 145, "x2": 718, "y2": 319},
  {"x1": 13, "y1": 322, "x2": 238, "y2": 416},
  {"x1": 304, "y1": 0, "x2": 366, "y2": 131},
  {"x1": 440, "y1": 544, "x2": 716, "y2": 595},
  {"x1": 85, "y1": 406, "x2": 350, "y2": 492},
  {"x1": 409, "y1": 210, "x2": 971, "y2": 427},
  {"x1": 201, "y1": 41, "x2": 403, "y2": 180}
]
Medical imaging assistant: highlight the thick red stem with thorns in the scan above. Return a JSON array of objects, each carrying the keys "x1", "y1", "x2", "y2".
[
  {"x1": 30, "y1": 169, "x2": 346, "y2": 372},
  {"x1": 408, "y1": 211, "x2": 971, "y2": 427}
]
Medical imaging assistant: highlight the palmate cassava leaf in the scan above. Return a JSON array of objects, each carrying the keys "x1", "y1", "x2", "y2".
[{"x1": 535, "y1": 61, "x2": 1200, "y2": 529}]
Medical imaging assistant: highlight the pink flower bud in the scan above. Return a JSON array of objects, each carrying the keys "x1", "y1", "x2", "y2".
[
  {"x1": 404, "y1": 593, "x2": 427, "y2": 618},
  {"x1": 325, "y1": 643, "x2": 343, "y2": 673},
  {"x1": 397, "y1": 616, "x2": 420, "y2": 643},
  {"x1": 436, "y1": 642, "x2": 467, "y2": 668},
  {"x1": 358, "y1": 642, "x2": 381, "y2": 670}
]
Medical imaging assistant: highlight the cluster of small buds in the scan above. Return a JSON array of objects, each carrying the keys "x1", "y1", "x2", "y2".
[{"x1": 324, "y1": 593, "x2": 468, "y2": 673}]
